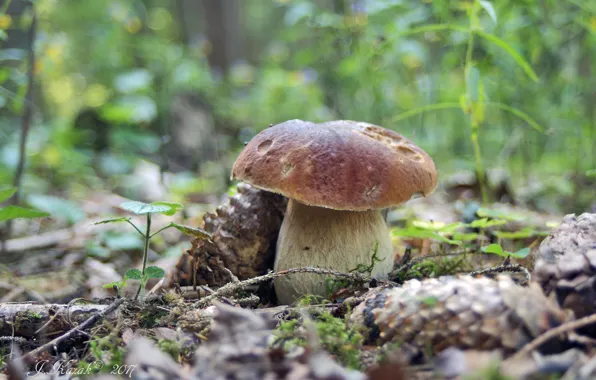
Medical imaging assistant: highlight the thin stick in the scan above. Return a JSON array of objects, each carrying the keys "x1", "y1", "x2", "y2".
[
  {"x1": 17, "y1": 298, "x2": 125, "y2": 363},
  {"x1": 467, "y1": 263, "x2": 531, "y2": 284},
  {"x1": 509, "y1": 313, "x2": 596, "y2": 361},
  {"x1": 193, "y1": 267, "x2": 368, "y2": 308}
]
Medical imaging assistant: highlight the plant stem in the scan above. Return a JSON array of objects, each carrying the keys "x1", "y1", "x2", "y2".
[
  {"x1": 471, "y1": 122, "x2": 488, "y2": 203},
  {"x1": 465, "y1": 0, "x2": 488, "y2": 204},
  {"x1": 135, "y1": 213, "x2": 152, "y2": 300},
  {"x1": 149, "y1": 222, "x2": 173, "y2": 239},
  {"x1": 125, "y1": 219, "x2": 146, "y2": 237}
]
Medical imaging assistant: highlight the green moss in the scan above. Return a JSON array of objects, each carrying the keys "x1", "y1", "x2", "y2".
[
  {"x1": 139, "y1": 308, "x2": 169, "y2": 328},
  {"x1": 463, "y1": 362, "x2": 517, "y2": 380},
  {"x1": 396, "y1": 257, "x2": 469, "y2": 283},
  {"x1": 77, "y1": 334, "x2": 125, "y2": 375},
  {"x1": 273, "y1": 309, "x2": 364, "y2": 370},
  {"x1": 157, "y1": 339, "x2": 180, "y2": 361},
  {"x1": 163, "y1": 290, "x2": 182, "y2": 304}
]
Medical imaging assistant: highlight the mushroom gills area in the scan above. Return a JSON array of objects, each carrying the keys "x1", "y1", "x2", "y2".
[{"x1": 274, "y1": 200, "x2": 394, "y2": 304}]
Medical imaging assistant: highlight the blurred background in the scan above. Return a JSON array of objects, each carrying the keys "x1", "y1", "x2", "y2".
[{"x1": 1, "y1": 0, "x2": 595, "y2": 222}]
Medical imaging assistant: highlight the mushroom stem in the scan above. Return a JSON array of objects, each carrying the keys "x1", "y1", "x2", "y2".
[{"x1": 273, "y1": 199, "x2": 394, "y2": 304}]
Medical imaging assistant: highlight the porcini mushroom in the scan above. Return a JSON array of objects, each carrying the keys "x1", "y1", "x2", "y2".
[{"x1": 232, "y1": 120, "x2": 437, "y2": 304}]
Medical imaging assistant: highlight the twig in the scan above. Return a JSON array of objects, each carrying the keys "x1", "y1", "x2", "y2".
[
  {"x1": 467, "y1": 263, "x2": 531, "y2": 284},
  {"x1": 193, "y1": 267, "x2": 368, "y2": 308},
  {"x1": 0, "y1": 337, "x2": 27, "y2": 344},
  {"x1": 509, "y1": 313, "x2": 596, "y2": 361},
  {"x1": 17, "y1": 298, "x2": 125, "y2": 363}
]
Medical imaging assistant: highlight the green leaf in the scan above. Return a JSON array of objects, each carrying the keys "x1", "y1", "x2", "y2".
[
  {"x1": 125, "y1": 269, "x2": 143, "y2": 280},
  {"x1": 381, "y1": 23, "x2": 538, "y2": 83},
  {"x1": 103, "y1": 281, "x2": 123, "y2": 289},
  {"x1": 0, "y1": 205, "x2": 50, "y2": 222},
  {"x1": 587, "y1": 169, "x2": 596, "y2": 178},
  {"x1": 391, "y1": 227, "x2": 461, "y2": 245},
  {"x1": 476, "y1": 207, "x2": 524, "y2": 221},
  {"x1": 482, "y1": 244, "x2": 530, "y2": 259},
  {"x1": 86, "y1": 241, "x2": 111, "y2": 258},
  {"x1": 474, "y1": 30, "x2": 539, "y2": 83},
  {"x1": 169, "y1": 222, "x2": 212, "y2": 239},
  {"x1": 104, "y1": 231, "x2": 144, "y2": 251},
  {"x1": 93, "y1": 217, "x2": 132, "y2": 225},
  {"x1": 478, "y1": 0, "x2": 497, "y2": 24},
  {"x1": 27, "y1": 194, "x2": 85, "y2": 224},
  {"x1": 469, "y1": 217, "x2": 508, "y2": 228},
  {"x1": 392, "y1": 102, "x2": 543, "y2": 133},
  {"x1": 451, "y1": 232, "x2": 480, "y2": 241},
  {"x1": 150, "y1": 201, "x2": 183, "y2": 216},
  {"x1": 411, "y1": 220, "x2": 463, "y2": 232},
  {"x1": 510, "y1": 247, "x2": 531, "y2": 259},
  {"x1": 493, "y1": 227, "x2": 538, "y2": 239},
  {"x1": 482, "y1": 243, "x2": 505, "y2": 256},
  {"x1": 145, "y1": 265, "x2": 165, "y2": 279},
  {"x1": 486, "y1": 102, "x2": 544, "y2": 133},
  {"x1": 392, "y1": 103, "x2": 462, "y2": 123},
  {"x1": 119, "y1": 201, "x2": 170, "y2": 215},
  {"x1": 227, "y1": 185, "x2": 239, "y2": 197},
  {"x1": 0, "y1": 187, "x2": 17, "y2": 203}
]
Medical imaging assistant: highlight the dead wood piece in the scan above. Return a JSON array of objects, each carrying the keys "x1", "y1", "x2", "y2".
[
  {"x1": 0, "y1": 302, "x2": 116, "y2": 338},
  {"x1": 17, "y1": 298, "x2": 125, "y2": 364},
  {"x1": 350, "y1": 275, "x2": 570, "y2": 359},
  {"x1": 533, "y1": 213, "x2": 596, "y2": 322},
  {"x1": 3, "y1": 217, "x2": 116, "y2": 253},
  {"x1": 1, "y1": 268, "x2": 86, "y2": 304},
  {"x1": 169, "y1": 182, "x2": 286, "y2": 288}
]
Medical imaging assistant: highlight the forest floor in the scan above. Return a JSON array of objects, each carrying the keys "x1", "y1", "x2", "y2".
[{"x1": 1, "y1": 170, "x2": 595, "y2": 380}]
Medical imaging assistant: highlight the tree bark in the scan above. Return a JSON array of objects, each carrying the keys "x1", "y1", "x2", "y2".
[{"x1": 200, "y1": 0, "x2": 243, "y2": 74}]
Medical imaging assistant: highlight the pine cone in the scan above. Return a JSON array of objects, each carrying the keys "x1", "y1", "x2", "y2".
[
  {"x1": 350, "y1": 275, "x2": 569, "y2": 356},
  {"x1": 533, "y1": 213, "x2": 596, "y2": 320},
  {"x1": 170, "y1": 183, "x2": 286, "y2": 287}
]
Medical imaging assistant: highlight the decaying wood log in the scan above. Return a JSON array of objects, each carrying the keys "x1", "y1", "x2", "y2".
[{"x1": 0, "y1": 302, "x2": 115, "y2": 338}]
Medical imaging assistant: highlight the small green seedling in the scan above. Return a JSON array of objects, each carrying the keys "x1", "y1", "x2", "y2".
[
  {"x1": 482, "y1": 243, "x2": 531, "y2": 259},
  {"x1": 0, "y1": 187, "x2": 50, "y2": 222},
  {"x1": 95, "y1": 200, "x2": 211, "y2": 300}
]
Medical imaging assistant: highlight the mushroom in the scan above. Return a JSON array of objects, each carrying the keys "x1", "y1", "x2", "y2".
[{"x1": 232, "y1": 120, "x2": 437, "y2": 304}]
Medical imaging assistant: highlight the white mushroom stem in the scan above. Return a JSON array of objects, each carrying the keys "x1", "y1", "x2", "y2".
[{"x1": 273, "y1": 199, "x2": 394, "y2": 304}]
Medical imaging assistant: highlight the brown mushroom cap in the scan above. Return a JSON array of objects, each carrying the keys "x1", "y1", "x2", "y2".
[{"x1": 232, "y1": 120, "x2": 437, "y2": 211}]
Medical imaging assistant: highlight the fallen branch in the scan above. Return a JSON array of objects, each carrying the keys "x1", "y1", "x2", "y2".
[
  {"x1": 509, "y1": 312, "x2": 596, "y2": 361},
  {"x1": 193, "y1": 267, "x2": 369, "y2": 308},
  {"x1": 17, "y1": 298, "x2": 125, "y2": 363},
  {"x1": 0, "y1": 301, "x2": 116, "y2": 338}
]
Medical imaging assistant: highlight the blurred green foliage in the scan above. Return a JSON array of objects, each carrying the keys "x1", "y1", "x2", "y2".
[{"x1": 0, "y1": 0, "x2": 594, "y2": 212}]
